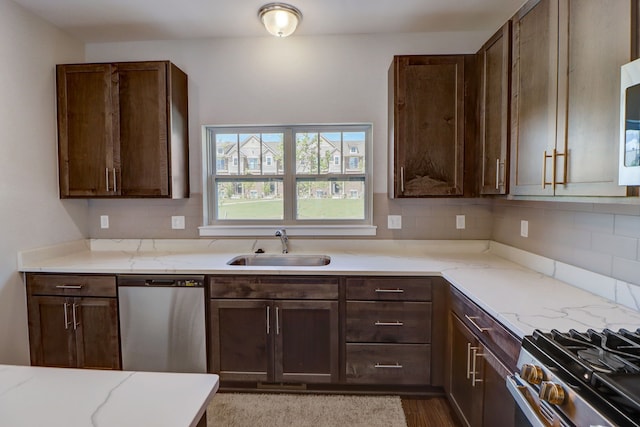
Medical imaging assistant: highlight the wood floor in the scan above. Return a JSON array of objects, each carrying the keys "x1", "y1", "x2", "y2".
[{"x1": 401, "y1": 397, "x2": 461, "y2": 427}]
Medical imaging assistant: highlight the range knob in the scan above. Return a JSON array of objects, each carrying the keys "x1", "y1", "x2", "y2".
[
  {"x1": 539, "y1": 381, "x2": 565, "y2": 405},
  {"x1": 520, "y1": 364, "x2": 544, "y2": 384}
]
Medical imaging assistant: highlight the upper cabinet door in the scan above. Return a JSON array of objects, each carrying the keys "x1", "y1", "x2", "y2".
[
  {"x1": 389, "y1": 55, "x2": 466, "y2": 197},
  {"x1": 478, "y1": 22, "x2": 512, "y2": 195},
  {"x1": 116, "y1": 62, "x2": 170, "y2": 197},
  {"x1": 510, "y1": 0, "x2": 558, "y2": 196},
  {"x1": 554, "y1": 0, "x2": 631, "y2": 196},
  {"x1": 57, "y1": 63, "x2": 115, "y2": 197}
]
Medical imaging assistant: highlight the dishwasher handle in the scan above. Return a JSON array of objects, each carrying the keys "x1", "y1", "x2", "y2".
[{"x1": 117, "y1": 275, "x2": 205, "y2": 287}]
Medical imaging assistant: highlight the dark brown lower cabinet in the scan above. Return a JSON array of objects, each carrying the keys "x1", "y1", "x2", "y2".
[
  {"x1": 26, "y1": 274, "x2": 120, "y2": 370},
  {"x1": 210, "y1": 298, "x2": 339, "y2": 384},
  {"x1": 447, "y1": 286, "x2": 519, "y2": 427},
  {"x1": 449, "y1": 314, "x2": 483, "y2": 426}
]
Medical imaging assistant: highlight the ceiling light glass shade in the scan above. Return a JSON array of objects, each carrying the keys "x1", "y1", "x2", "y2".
[{"x1": 258, "y1": 3, "x2": 302, "y2": 37}]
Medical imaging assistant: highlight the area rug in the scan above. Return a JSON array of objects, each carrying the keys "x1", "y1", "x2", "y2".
[{"x1": 207, "y1": 393, "x2": 407, "y2": 427}]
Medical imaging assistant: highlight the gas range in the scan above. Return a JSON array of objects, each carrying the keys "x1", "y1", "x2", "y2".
[{"x1": 507, "y1": 329, "x2": 640, "y2": 427}]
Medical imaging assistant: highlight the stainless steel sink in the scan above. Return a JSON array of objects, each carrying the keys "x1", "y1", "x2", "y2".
[{"x1": 226, "y1": 254, "x2": 331, "y2": 267}]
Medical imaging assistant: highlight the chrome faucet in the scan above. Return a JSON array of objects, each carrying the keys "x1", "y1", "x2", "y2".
[{"x1": 275, "y1": 229, "x2": 289, "y2": 254}]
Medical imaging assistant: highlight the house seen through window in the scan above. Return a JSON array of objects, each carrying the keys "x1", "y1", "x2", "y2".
[{"x1": 203, "y1": 124, "x2": 371, "y2": 225}]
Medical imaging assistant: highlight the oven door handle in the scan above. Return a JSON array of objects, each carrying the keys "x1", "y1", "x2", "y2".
[{"x1": 506, "y1": 374, "x2": 549, "y2": 427}]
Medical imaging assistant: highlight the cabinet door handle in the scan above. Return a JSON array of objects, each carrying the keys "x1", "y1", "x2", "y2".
[
  {"x1": 374, "y1": 363, "x2": 403, "y2": 369},
  {"x1": 400, "y1": 166, "x2": 405, "y2": 193},
  {"x1": 112, "y1": 168, "x2": 117, "y2": 192},
  {"x1": 105, "y1": 168, "x2": 110, "y2": 192},
  {"x1": 466, "y1": 342, "x2": 472, "y2": 379},
  {"x1": 266, "y1": 306, "x2": 270, "y2": 335},
  {"x1": 55, "y1": 285, "x2": 83, "y2": 290},
  {"x1": 63, "y1": 302, "x2": 71, "y2": 330},
  {"x1": 374, "y1": 288, "x2": 404, "y2": 294},
  {"x1": 72, "y1": 303, "x2": 79, "y2": 330},
  {"x1": 275, "y1": 306, "x2": 280, "y2": 335},
  {"x1": 374, "y1": 321, "x2": 404, "y2": 326},
  {"x1": 465, "y1": 315, "x2": 490, "y2": 333},
  {"x1": 470, "y1": 346, "x2": 484, "y2": 387}
]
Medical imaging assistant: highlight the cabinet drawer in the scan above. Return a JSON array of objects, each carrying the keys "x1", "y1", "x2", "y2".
[
  {"x1": 346, "y1": 301, "x2": 431, "y2": 343},
  {"x1": 345, "y1": 277, "x2": 432, "y2": 301},
  {"x1": 209, "y1": 275, "x2": 339, "y2": 299},
  {"x1": 346, "y1": 343, "x2": 430, "y2": 385},
  {"x1": 450, "y1": 286, "x2": 521, "y2": 371},
  {"x1": 27, "y1": 274, "x2": 116, "y2": 297}
]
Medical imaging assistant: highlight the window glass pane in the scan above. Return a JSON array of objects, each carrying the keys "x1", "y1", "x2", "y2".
[
  {"x1": 319, "y1": 132, "x2": 342, "y2": 174},
  {"x1": 344, "y1": 131, "x2": 365, "y2": 174},
  {"x1": 295, "y1": 132, "x2": 319, "y2": 174},
  {"x1": 262, "y1": 133, "x2": 284, "y2": 175},
  {"x1": 215, "y1": 134, "x2": 238, "y2": 175},
  {"x1": 238, "y1": 133, "x2": 261, "y2": 175},
  {"x1": 216, "y1": 180, "x2": 284, "y2": 220},
  {"x1": 296, "y1": 180, "x2": 365, "y2": 220}
]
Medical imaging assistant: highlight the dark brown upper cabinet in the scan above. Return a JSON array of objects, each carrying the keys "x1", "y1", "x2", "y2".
[
  {"x1": 510, "y1": 0, "x2": 634, "y2": 197},
  {"x1": 56, "y1": 61, "x2": 189, "y2": 198},
  {"x1": 478, "y1": 22, "x2": 511, "y2": 195},
  {"x1": 389, "y1": 55, "x2": 475, "y2": 198}
]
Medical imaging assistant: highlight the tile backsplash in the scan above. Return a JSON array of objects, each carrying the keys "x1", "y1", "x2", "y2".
[{"x1": 88, "y1": 193, "x2": 640, "y2": 295}]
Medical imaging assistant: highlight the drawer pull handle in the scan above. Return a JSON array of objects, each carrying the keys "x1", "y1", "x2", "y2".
[
  {"x1": 55, "y1": 285, "x2": 83, "y2": 289},
  {"x1": 374, "y1": 288, "x2": 404, "y2": 294},
  {"x1": 374, "y1": 321, "x2": 404, "y2": 326},
  {"x1": 374, "y1": 363, "x2": 403, "y2": 369},
  {"x1": 465, "y1": 315, "x2": 490, "y2": 333}
]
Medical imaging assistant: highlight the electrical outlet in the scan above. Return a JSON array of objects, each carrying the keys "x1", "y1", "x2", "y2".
[
  {"x1": 100, "y1": 215, "x2": 109, "y2": 229},
  {"x1": 456, "y1": 215, "x2": 466, "y2": 230},
  {"x1": 171, "y1": 216, "x2": 185, "y2": 230},
  {"x1": 387, "y1": 215, "x2": 402, "y2": 229},
  {"x1": 521, "y1": 220, "x2": 529, "y2": 238}
]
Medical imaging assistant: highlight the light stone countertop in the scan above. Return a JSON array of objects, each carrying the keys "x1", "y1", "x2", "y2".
[
  {"x1": 18, "y1": 238, "x2": 640, "y2": 339},
  {"x1": 0, "y1": 364, "x2": 219, "y2": 427}
]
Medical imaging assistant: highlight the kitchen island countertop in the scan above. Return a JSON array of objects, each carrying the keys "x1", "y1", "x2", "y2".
[
  {"x1": 0, "y1": 364, "x2": 219, "y2": 427},
  {"x1": 18, "y1": 238, "x2": 640, "y2": 339}
]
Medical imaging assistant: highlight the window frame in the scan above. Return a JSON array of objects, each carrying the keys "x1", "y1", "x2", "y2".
[{"x1": 200, "y1": 124, "x2": 375, "y2": 236}]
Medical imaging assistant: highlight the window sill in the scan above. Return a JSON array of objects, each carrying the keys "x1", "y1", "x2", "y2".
[{"x1": 198, "y1": 225, "x2": 377, "y2": 237}]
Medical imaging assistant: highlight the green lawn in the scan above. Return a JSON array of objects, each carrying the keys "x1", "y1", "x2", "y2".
[{"x1": 217, "y1": 198, "x2": 364, "y2": 220}]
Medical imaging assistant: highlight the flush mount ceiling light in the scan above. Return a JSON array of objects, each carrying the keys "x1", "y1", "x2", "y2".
[{"x1": 258, "y1": 3, "x2": 302, "y2": 37}]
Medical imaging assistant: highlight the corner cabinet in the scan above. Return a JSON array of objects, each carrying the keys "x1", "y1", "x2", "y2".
[
  {"x1": 209, "y1": 275, "x2": 339, "y2": 384},
  {"x1": 56, "y1": 61, "x2": 189, "y2": 199},
  {"x1": 510, "y1": 0, "x2": 634, "y2": 197},
  {"x1": 446, "y1": 286, "x2": 520, "y2": 427},
  {"x1": 389, "y1": 55, "x2": 475, "y2": 197},
  {"x1": 478, "y1": 23, "x2": 511, "y2": 195},
  {"x1": 26, "y1": 274, "x2": 120, "y2": 370}
]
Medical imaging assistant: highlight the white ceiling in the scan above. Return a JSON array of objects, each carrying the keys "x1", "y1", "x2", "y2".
[{"x1": 11, "y1": 0, "x2": 526, "y2": 43}]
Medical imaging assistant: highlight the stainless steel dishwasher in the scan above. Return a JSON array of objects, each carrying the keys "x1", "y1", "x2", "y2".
[{"x1": 117, "y1": 275, "x2": 207, "y2": 373}]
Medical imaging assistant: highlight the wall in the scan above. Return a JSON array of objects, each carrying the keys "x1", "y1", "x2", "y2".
[
  {"x1": 0, "y1": 0, "x2": 86, "y2": 364},
  {"x1": 85, "y1": 32, "x2": 493, "y2": 241},
  {"x1": 492, "y1": 199, "x2": 640, "y2": 289}
]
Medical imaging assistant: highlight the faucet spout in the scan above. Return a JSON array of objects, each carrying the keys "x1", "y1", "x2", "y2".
[{"x1": 275, "y1": 229, "x2": 289, "y2": 254}]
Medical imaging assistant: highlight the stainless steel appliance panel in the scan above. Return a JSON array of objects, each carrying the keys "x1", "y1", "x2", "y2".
[{"x1": 118, "y1": 276, "x2": 206, "y2": 373}]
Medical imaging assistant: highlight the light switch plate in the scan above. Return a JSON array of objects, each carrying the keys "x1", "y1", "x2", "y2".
[
  {"x1": 100, "y1": 215, "x2": 109, "y2": 229},
  {"x1": 171, "y1": 216, "x2": 185, "y2": 229},
  {"x1": 521, "y1": 220, "x2": 529, "y2": 238},
  {"x1": 456, "y1": 215, "x2": 466, "y2": 230},
  {"x1": 387, "y1": 215, "x2": 402, "y2": 229}
]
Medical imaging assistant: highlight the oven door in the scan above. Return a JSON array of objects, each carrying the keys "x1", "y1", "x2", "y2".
[{"x1": 506, "y1": 374, "x2": 554, "y2": 427}]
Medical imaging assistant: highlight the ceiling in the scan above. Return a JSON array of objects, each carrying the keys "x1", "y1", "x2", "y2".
[{"x1": 11, "y1": 0, "x2": 526, "y2": 43}]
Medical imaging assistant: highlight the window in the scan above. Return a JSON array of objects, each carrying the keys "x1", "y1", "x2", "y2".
[{"x1": 202, "y1": 124, "x2": 372, "y2": 233}]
